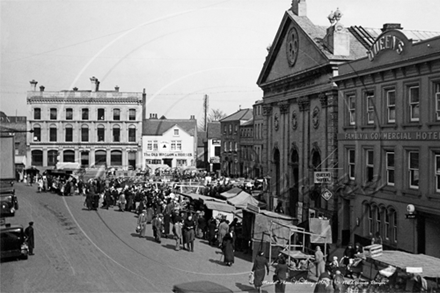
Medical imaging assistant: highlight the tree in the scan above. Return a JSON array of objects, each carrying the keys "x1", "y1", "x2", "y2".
[{"x1": 198, "y1": 108, "x2": 227, "y2": 131}]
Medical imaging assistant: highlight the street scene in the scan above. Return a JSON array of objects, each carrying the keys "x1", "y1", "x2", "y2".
[{"x1": 2, "y1": 0, "x2": 440, "y2": 292}]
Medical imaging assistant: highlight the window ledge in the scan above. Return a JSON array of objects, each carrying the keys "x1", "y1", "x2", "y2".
[
  {"x1": 380, "y1": 124, "x2": 397, "y2": 130},
  {"x1": 402, "y1": 188, "x2": 422, "y2": 198},
  {"x1": 343, "y1": 125, "x2": 357, "y2": 130},
  {"x1": 382, "y1": 185, "x2": 397, "y2": 194},
  {"x1": 427, "y1": 193, "x2": 440, "y2": 201},
  {"x1": 426, "y1": 122, "x2": 440, "y2": 128},
  {"x1": 359, "y1": 125, "x2": 377, "y2": 130},
  {"x1": 401, "y1": 123, "x2": 422, "y2": 129}
]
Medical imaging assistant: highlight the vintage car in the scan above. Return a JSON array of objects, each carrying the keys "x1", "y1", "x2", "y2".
[
  {"x1": 0, "y1": 186, "x2": 18, "y2": 217},
  {"x1": 0, "y1": 223, "x2": 28, "y2": 260}
]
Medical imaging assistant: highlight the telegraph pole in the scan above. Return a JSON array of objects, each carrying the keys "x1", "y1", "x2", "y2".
[{"x1": 203, "y1": 94, "x2": 209, "y2": 131}]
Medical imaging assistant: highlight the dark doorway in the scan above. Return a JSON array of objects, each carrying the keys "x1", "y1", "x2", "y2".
[
  {"x1": 274, "y1": 148, "x2": 280, "y2": 198},
  {"x1": 163, "y1": 159, "x2": 172, "y2": 167},
  {"x1": 289, "y1": 150, "x2": 299, "y2": 217}
]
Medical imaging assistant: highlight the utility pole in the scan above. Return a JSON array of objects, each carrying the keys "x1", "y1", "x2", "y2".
[{"x1": 204, "y1": 94, "x2": 209, "y2": 132}]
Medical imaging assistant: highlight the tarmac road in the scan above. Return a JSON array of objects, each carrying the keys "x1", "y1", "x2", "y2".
[{"x1": 1, "y1": 183, "x2": 315, "y2": 293}]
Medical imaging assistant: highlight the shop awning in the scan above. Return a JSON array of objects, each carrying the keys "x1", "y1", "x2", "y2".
[
  {"x1": 227, "y1": 190, "x2": 260, "y2": 209},
  {"x1": 204, "y1": 201, "x2": 236, "y2": 213},
  {"x1": 367, "y1": 250, "x2": 440, "y2": 278},
  {"x1": 219, "y1": 187, "x2": 243, "y2": 199}
]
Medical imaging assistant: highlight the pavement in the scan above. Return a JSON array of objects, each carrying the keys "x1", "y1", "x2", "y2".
[{"x1": 1, "y1": 182, "x2": 317, "y2": 293}]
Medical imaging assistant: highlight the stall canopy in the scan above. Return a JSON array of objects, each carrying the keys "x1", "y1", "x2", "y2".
[
  {"x1": 368, "y1": 250, "x2": 440, "y2": 278},
  {"x1": 180, "y1": 192, "x2": 226, "y2": 203},
  {"x1": 204, "y1": 201, "x2": 236, "y2": 213},
  {"x1": 219, "y1": 187, "x2": 243, "y2": 199},
  {"x1": 227, "y1": 190, "x2": 259, "y2": 209},
  {"x1": 252, "y1": 211, "x2": 297, "y2": 247}
]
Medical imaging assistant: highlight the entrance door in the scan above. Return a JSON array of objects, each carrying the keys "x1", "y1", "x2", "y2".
[{"x1": 163, "y1": 159, "x2": 172, "y2": 167}]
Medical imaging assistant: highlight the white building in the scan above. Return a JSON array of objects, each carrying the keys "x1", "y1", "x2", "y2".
[{"x1": 142, "y1": 114, "x2": 197, "y2": 169}]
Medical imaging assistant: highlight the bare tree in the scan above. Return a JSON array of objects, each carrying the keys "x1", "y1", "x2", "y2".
[{"x1": 198, "y1": 108, "x2": 227, "y2": 131}]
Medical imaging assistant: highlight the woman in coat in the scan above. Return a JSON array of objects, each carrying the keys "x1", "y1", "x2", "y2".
[
  {"x1": 137, "y1": 209, "x2": 148, "y2": 238},
  {"x1": 222, "y1": 227, "x2": 235, "y2": 266},
  {"x1": 274, "y1": 255, "x2": 288, "y2": 293},
  {"x1": 252, "y1": 251, "x2": 269, "y2": 293},
  {"x1": 173, "y1": 216, "x2": 183, "y2": 251},
  {"x1": 183, "y1": 214, "x2": 195, "y2": 252},
  {"x1": 207, "y1": 217, "x2": 217, "y2": 246},
  {"x1": 217, "y1": 219, "x2": 229, "y2": 248}
]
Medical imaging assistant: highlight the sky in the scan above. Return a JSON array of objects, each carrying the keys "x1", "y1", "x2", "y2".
[{"x1": 1, "y1": 0, "x2": 440, "y2": 120}]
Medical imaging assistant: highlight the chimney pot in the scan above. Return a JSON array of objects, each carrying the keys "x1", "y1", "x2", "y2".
[
  {"x1": 115, "y1": 85, "x2": 119, "y2": 92},
  {"x1": 73, "y1": 87, "x2": 78, "y2": 91},
  {"x1": 30, "y1": 80, "x2": 38, "y2": 91},
  {"x1": 39, "y1": 85, "x2": 45, "y2": 92},
  {"x1": 291, "y1": 0, "x2": 307, "y2": 17},
  {"x1": 90, "y1": 76, "x2": 99, "y2": 92},
  {"x1": 381, "y1": 23, "x2": 402, "y2": 32}
]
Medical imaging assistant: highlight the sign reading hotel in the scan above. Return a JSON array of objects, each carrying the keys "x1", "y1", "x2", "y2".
[
  {"x1": 144, "y1": 152, "x2": 192, "y2": 157},
  {"x1": 340, "y1": 131, "x2": 440, "y2": 141},
  {"x1": 314, "y1": 172, "x2": 332, "y2": 183}
]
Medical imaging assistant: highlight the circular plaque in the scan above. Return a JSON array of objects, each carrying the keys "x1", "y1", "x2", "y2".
[{"x1": 286, "y1": 27, "x2": 299, "y2": 67}]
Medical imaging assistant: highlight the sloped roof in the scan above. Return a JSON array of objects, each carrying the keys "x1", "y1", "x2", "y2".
[
  {"x1": 220, "y1": 108, "x2": 253, "y2": 122},
  {"x1": 142, "y1": 119, "x2": 197, "y2": 136},
  {"x1": 207, "y1": 122, "x2": 221, "y2": 139}
]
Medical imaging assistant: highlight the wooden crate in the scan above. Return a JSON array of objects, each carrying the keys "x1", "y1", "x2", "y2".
[{"x1": 364, "y1": 244, "x2": 383, "y2": 257}]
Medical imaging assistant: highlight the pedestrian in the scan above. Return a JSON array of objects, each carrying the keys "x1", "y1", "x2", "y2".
[
  {"x1": 152, "y1": 214, "x2": 163, "y2": 243},
  {"x1": 251, "y1": 251, "x2": 269, "y2": 293},
  {"x1": 371, "y1": 232, "x2": 383, "y2": 245},
  {"x1": 25, "y1": 221, "x2": 35, "y2": 255},
  {"x1": 197, "y1": 211, "x2": 206, "y2": 239},
  {"x1": 119, "y1": 192, "x2": 126, "y2": 212},
  {"x1": 137, "y1": 209, "x2": 148, "y2": 238},
  {"x1": 314, "y1": 245, "x2": 325, "y2": 279},
  {"x1": 274, "y1": 255, "x2": 288, "y2": 293},
  {"x1": 163, "y1": 198, "x2": 173, "y2": 238},
  {"x1": 173, "y1": 215, "x2": 183, "y2": 251},
  {"x1": 222, "y1": 227, "x2": 235, "y2": 266},
  {"x1": 314, "y1": 270, "x2": 333, "y2": 293},
  {"x1": 333, "y1": 269, "x2": 345, "y2": 293},
  {"x1": 217, "y1": 218, "x2": 229, "y2": 248},
  {"x1": 183, "y1": 213, "x2": 195, "y2": 252},
  {"x1": 146, "y1": 198, "x2": 154, "y2": 223},
  {"x1": 207, "y1": 217, "x2": 217, "y2": 246}
]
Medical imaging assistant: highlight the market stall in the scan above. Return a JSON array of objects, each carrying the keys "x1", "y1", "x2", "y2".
[{"x1": 226, "y1": 190, "x2": 260, "y2": 209}]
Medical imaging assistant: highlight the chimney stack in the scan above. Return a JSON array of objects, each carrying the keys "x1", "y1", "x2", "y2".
[
  {"x1": 324, "y1": 24, "x2": 350, "y2": 56},
  {"x1": 39, "y1": 85, "x2": 45, "y2": 92},
  {"x1": 190, "y1": 115, "x2": 195, "y2": 120},
  {"x1": 291, "y1": 0, "x2": 307, "y2": 17},
  {"x1": 73, "y1": 87, "x2": 78, "y2": 91},
  {"x1": 150, "y1": 113, "x2": 158, "y2": 119},
  {"x1": 90, "y1": 76, "x2": 100, "y2": 92},
  {"x1": 115, "y1": 85, "x2": 119, "y2": 92},
  {"x1": 30, "y1": 80, "x2": 38, "y2": 91},
  {"x1": 381, "y1": 23, "x2": 402, "y2": 32},
  {"x1": 142, "y1": 89, "x2": 146, "y2": 120}
]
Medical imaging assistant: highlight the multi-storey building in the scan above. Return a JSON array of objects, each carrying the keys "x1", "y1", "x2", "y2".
[
  {"x1": 239, "y1": 118, "x2": 254, "y2": 178},
  {"x1": 26, "y1": 77, "x2": 143, "y2": 170},
  {"x1": 142, "y1": 114, "x2": 197, "y2": 169},
  {"x1": 206, "y1": 122, "x2": 221, "y2": 174},
  {"x1": 334, "y1": 28, "x2": 440, "y2": 257},
  {"x1": 220, "y1": 109, "x2": 253, "y2": 177},
  {"x1": 256, "y1": 0, "x2": 368, "y2": 234}
]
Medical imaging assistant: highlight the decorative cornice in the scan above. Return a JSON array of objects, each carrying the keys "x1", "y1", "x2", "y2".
[
  {"x1": 27, "y1": 97, "x2": 142, "y2": 105},
  {"x1": 319, "y1": 93, "x2": 328, "y2": 108}
]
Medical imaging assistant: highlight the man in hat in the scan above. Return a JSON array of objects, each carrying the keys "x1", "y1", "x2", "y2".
[
  {"x1": 137, "y1": 209, "x2": 148, "y2": 238},
  {"x1": 25, "y1": 222, "x2": 35, "y2": 255}
]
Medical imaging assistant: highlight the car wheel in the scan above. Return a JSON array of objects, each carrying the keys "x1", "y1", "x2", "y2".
[
  {"x1": 15, "y1": 202, "x2": 19, "y2": 210},
  {"x1": 21, "y1": 254, "x2": 28, "y2": 260}
]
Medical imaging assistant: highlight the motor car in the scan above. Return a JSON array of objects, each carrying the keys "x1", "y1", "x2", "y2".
[
  {"x1": 0, "y1": 223, "x2": 28, "y2": 260},
  {"x1": 172, "y1": 281, "x2": 233, "y2": 293},
  {"x1": 0, "y1": 186, "x2": 18, "y2": 217}
]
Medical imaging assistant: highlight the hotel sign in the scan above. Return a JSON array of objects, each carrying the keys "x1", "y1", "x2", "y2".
[
  {"x1": 340, "y1": 131, "x2": 440, "y2": 141},
  {"x1": 368, "y1": 33, "x2": 405, "y2": 61},
  {"x1": 144, "y1": 152, "x2": 192, "y2": 157}
]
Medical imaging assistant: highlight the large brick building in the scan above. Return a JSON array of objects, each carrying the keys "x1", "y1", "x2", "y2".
[{"x1": 334, "y1": 28, "x2": 440, "y2": 256}]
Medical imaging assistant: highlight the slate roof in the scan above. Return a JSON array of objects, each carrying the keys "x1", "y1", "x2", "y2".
[
  {"x1": 207, "y1": 122, "x2": 221, "y2": 139},
  {"x1": 142, "y1": 119, "x2": 197, "y2": 136},
  {"x1": 220, "y1": 108, "x2": 253, "y2": 122}
]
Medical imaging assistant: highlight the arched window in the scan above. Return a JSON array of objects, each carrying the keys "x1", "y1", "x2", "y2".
[
  {"x1": 390, "y1": 209, "x2": 397, "y2": 244},
  {"x1": 63, "y1": 150, "x2": 75, "y2": 162},
  {"x1": 95, "y1": 150, "x2": 106, "y2": 166},
  {"x1": 33, "y1": 125, "x2": 41, "y2": 142},
  {"x1": 48, "y1": 150, "x2": 58, "y2": 166},
  {"x1": 81, "y1": 125, "x2": 89, "y2": 142},
  {"x1": 128, "y1": 125, "x2": 136, "y2": 142},
  {"x1": 111, "y1": 150, "x2": 122, "y2": 166},
  {"x1": 97, "y1": 125, "x2": 105, "y2": 142},
  {"x1": 366, "y1": 204, "x2": 373, "y2": 236},
  {"x1": 129, "y1": 109, "x2": 136, "y2": 121},
  {"x1": 65, "y1": 124, "x2": 73, "y2": 142},
  {"x1": 113, "y1": 125, "x2": 120, "y2": 142},
  {"x1": 49, "y1": 125, "x2": 57, "y2": 142},
  {"x1": 31, "y1": 150, "x2": 43, "y2": 166},
  {"x1": 81, "y1": 151, "x2": 89, "y2": 167}
]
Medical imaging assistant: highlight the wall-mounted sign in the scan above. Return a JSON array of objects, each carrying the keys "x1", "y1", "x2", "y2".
[
  {"x1": 340, "y1": 131, "x2": 440, "y2": 141},
  {"x1": 212, "y1": 139, "x2": 221, "y2": 145},
  {"x1": 210, "y1": 156, "x2": 220, "y2": 164},
  {"x1": 321, "y1": 188, "x2": 333, "y2": 201},
  {"x1": 406, "y1": 267, "x2": 423, "y2": 274},
  {"x1": 144, "y1": 152, "x2": 192, "y2": 157},
  {"x1": 367, "y1": 33, "x2": 405, "y2": 61},
  {"x1": 314, "y1": 172, "x2": 331, "y2": 183}
]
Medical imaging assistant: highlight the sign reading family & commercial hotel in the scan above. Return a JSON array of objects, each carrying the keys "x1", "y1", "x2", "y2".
[
  {"x1": 144, "y1": 152, "x2": 193, "y2": 157},
  {"x1": 340, "y1": 131, "x2": 440, "y2": 141}
]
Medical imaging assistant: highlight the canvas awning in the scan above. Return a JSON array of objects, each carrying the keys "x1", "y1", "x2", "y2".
[
  {"x1": 227, "y1": 190, "x2": 259, "y2": 209},
  {"x1": 367, "y1": 250, "x2": 440, "y2": 278},
  {"x1": 204, "y1": 201, "x2": 235, "y2": 213},
  {"x1": 180, "y1": 192, "x2": 226, "y2": 203},
  {"x1": 219, "y1": 187, "x2": 243, "y2": 199}
]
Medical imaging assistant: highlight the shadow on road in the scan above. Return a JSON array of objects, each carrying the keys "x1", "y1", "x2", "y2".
[
  {"x1": 162, "y1": 244, "x2": 178, "y2": 251},
  {"x1": 235, "y1": 282, "x2": 262, "y2": 293},
  {"x1": 208, "y1": 258, "x2": 227, "y2": 266}
]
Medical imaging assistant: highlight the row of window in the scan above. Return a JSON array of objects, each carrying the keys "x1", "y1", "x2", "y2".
[
  {"x1": 33, "y1": 125, "x2": 136, "y2": 143},
  {"x1": 223, "y1": 141, "x2": 238, "y2": 152},
  {"x1": 240, "y1": 127, "x2": 253, "y2": 138},
  {"x1": 31, "y1": 149, "x2": 136, "y2": 168},
  {"x1": 145, "y1": 159, "x2": 188, "y2": 166},
  {"x1": 364, "y1": 203, "x2": 397, "y2": 244},
  {"x1": 146, "y1": 140, "x2": 182, "y2": 151},
  {"x1": 345, "y1": 82, "x2": 440, "y2": 126},
  {"x1": 33, "y1": 108, "x2": 137, "y2": 121},
  {"x1": 347, "y1": 149, "x2": 440, "y2": 192},
  {"x1": 223, "y1": 124, "x2": 239, "y2": 135}
]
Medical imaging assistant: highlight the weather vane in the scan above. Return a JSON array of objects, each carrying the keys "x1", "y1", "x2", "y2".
[{"x1": 328, "y1": 7, "x2": 342, "y2": 25}]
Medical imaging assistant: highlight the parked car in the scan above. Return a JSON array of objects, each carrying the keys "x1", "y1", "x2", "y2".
[
  {"x1": 0, "y1": 223, "x2": 28, "y2": 260},
  {"x1": 0, "y1": 186, "x2": 18, "y2": 217}
]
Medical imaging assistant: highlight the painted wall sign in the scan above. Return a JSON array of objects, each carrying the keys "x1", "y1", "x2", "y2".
[
  {"x1": 144, "y1": 152, "x2": 192, "y2": 157},
  {"x1": 367, "y1": 33, "x2": 405, "y2": 61},
  {"x1": 314, "y1": 171, "x2": 332, "y2": 183},
  {"x1": 339, "y1": 131, "x2": 440, "y2": 141}
]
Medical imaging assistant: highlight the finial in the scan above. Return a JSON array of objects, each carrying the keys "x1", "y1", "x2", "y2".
[{"x1": 328, "y1": 7, "x2": 342, "y2": 25}]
